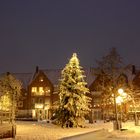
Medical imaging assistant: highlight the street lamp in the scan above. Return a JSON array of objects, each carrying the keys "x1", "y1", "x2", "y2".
[
  {"x1": 113, "y1": 90, "x2": 120, "y2": 130},
  {"x1": 113, "y1": 88, "x2": 126, "y2": 130},
  {"x1": 116, "y1": 92, "x2": 124, "y2": 129},
  {"x1": 118, "y1": 88, "x2": 124, "y2": 94},
  {"x1": 116, "y1": 96, "x2": 123, "y2": 105}
]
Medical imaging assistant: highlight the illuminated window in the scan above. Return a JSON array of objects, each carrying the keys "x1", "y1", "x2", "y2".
[
  {"x1": 47, "y1": 89, "x2": 50, "y2": 93},
  {"x1": 44, "y1": 87, "x2": 50, "y2": 95},
  {"x1": 32, "y1": 87, "x2": 37, "y2": 93},
  {"x1": 39, "y1": 87, "x2": 44, "y2": 94},
  {"x1": 39, "y1": 77, "x2": 44, "y2": 82}
]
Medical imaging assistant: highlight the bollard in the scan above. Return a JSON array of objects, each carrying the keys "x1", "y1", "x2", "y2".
[{"x1": 12, "y1": 125, "x2": 16, "y2": 138}]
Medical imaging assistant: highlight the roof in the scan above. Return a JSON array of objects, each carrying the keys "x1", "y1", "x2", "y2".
[
  {"x1": 43, "y1": 69, "x2": 61, "y2": 86},
  {"x1": 13, "y1": 73, "x2": 33, "y2": 89},
  {"x1": 89, "y1": 65, "x2": 135, "y2": 92},
  {"x1": 0, "y1": 66, "x2": 135, "y2": 90},
  {"x1": 0, "y1": 68, "x2": 95, "y2": 89}
]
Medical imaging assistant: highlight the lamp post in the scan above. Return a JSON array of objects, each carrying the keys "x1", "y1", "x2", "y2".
[
  {"x1": 116, "y1": 94, "x2": 124, "y2": 129},
  {"x1": 113, "y1": 89, "x2": 120, "y2": 130},
  {"x1": 113, "y1": 88, "x2": 125, "y2": 130}
]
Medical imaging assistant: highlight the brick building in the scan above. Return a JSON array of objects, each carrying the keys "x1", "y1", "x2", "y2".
[
  {"x1": 2, "y1": 65, "x2": 140, "y2": 122},
  {"x1": 13, "y1": 66, "x2": 93, "y2": 120}
]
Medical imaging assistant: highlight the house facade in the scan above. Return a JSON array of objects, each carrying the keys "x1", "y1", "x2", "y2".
[
  {"x1": 5, "y1": 65, "x2": 140, "y2": 121},
  {"x1": 15, "y1": 67, "x2": 59, "y2": 120},
  {"x1": 14, "y1": 66, "x2": 93, "y2": 120},
  {"x1": 89, "y1": 65, "x2": 140, "y2": 121}
]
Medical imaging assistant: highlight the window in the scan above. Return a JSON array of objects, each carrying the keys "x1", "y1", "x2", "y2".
[
  {"x1": 45, "y1": 87, "x2": 50, "y2": 95},
  {"x1": 39, "y1": 98, "x2": 43, "y2": 103},
  {"x1": 32, "y1": 87, "x2": 45, "y2": 96},
  {"x1": 39, "y1": 77, "x2": 44, "y2": 82},
  {"x1": 32, "y1": 87, "x2": 37, "y2": 93},
  {"x1": 39, "y1": 87, "x2": 44, "y2": 94}
]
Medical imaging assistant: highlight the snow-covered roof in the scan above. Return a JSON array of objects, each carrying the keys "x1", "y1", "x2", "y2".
[
  {"x1": 0, "y1": 68, "x2": 95, "y2": 89},
  {"x1": 13, "y1": 73, "x2": 33, "y2": 88},
  {"x1": 43, "y1": 69, "x2": 61, "y2": 86},
  {"x1": 0, "y1": 66, "x2": 135, "y2": 90},
  {"x1": 0, "y1": 73, "x2": 33, "y2": 89}
]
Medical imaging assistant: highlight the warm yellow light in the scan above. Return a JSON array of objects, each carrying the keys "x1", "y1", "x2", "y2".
[
  {"x1": 118, "y1": 88, "x2": 128, "y2": 99},
  {"x1": 39, "y1": 87, "x2": 44, "y2": 93},
  {"x1": 32, "y1": 110, "x2": 36, "y2": 118},
  {"x1": 44, "y1": 105, "x2": 50, "y2": 110},
  {"x1": 35, "y1": 103, "x2": 43, "y2": 109},
  {"x1": 116, "y1": 96, "x2": 123, "y2": 104},
  {"x1": 122, "y1": 92, "x2": 127, "y2": 98},
  {"x1": 32, "y1": 87, "x2": 37, "y2": 93},
  {"x1": 118, "y1": 88, "x2": 124, "y2": 94}
]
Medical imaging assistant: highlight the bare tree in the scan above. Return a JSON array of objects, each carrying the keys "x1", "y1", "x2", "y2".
[{"x1": 93, "y1": 47, "x2": 125, "y2": 129}]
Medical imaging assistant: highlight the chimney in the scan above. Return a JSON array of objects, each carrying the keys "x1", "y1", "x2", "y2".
[
  {"x1": 6, "y1": 72, "x2": 10, "y2": 76},
  {"x1": 132, "y1": 65, "x2": 136, "y2": 75},
  {"x1": 36, "y1": 66, "x2": 39, "y2": 73}
]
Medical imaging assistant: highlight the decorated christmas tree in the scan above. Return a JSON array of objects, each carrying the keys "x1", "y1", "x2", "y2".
[{"x1": 56, "y1": 53, "x2": 91, "y2": 128}]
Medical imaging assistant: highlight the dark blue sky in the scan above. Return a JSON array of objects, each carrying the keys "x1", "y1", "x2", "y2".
[{"x1": 0, "y1": 0, "x2": 140, "y2": 73}]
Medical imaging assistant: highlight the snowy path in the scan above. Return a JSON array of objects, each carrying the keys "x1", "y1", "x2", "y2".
[
  {"x1": 66, "y1": 121, "x2": 140, "y2": 140},
  {"x1": 61, "y1": 129, "x2": 140, "y2": 140}
]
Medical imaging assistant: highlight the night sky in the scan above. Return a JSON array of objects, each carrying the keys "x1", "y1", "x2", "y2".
[{"x1": 0, "y1": 0, "x2": 140, "y2": 73}]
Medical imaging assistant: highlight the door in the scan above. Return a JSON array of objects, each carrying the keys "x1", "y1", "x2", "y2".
[{"x1": 35, "y1": 109, "x2": 44, "y2": 120}]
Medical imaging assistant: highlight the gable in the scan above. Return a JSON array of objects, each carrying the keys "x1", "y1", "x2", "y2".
[{"x1": 29, "y1": 70, "x2": 53, "y2": 90}]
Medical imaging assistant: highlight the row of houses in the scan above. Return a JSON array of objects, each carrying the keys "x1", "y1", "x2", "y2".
[{"x1": 1, "y1": 65, "x2": 140, "y2": 122}]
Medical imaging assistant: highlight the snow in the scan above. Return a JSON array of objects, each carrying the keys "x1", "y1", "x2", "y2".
[
  {"x1": 1, "y1": 121, "x2": 140, "y2": 140},
  {"x1": 0, "y1": 123, "x2": 12, "y2": 134},
  {"x1": 16, "y1": 121, "x2": 140, "y2": 140},
  {"x1": 16, "y1": 121, "x2": 105, "y2": 140}
]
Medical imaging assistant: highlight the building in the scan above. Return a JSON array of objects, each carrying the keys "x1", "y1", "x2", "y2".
[
  {"x1": 1, "y1": 65, "x2": 140, "y2": 122},
  {"x1": 12, "y1": 66, "x2": 93, "y2": 120},
  {"x1": 89, "y1": 65, "x2": 140, "y2": 121}
]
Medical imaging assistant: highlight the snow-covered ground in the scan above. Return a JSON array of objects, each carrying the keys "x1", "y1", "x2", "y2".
[
  {"x1": 16, "y1": 121, "x2": 111, "y2": 140},
  {"x1": 1, "y1": 120, "x2": 140, "y2": 140}
]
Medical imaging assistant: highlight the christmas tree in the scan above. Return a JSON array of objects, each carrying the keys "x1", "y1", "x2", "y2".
[{"x1": 56, "y1": 53, "x2": 91, "y2": 128}]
